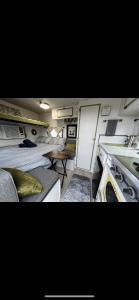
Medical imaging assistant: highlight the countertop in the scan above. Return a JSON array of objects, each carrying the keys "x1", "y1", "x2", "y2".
[{"x1": 100, "y1": 143, "x2": 139, "y2": 159}]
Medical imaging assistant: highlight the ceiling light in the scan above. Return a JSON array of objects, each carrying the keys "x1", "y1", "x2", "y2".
[{"x1": 40, "y1": 102, "x2": 50, "y2": 110}]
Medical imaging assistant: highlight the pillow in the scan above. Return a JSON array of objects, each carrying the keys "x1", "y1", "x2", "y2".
[
  {"x1": 36, "y1": 136, "x2": 46, "y2": 143},
  {"x1": 56, "y1": 138, "x2": 66, "y2": 146},
  {"x1": 48, "y1": 137, "x2": 59, "y2": 145},
  {"x1": 45, "y1": 137, "x2": 52, "y2": 144},
  {"x1": 64, "y1": 143, "x2": 76, "y2": 152},
  {"x1": 3, "y1": 168, "x2": 43, "y2": 198}
]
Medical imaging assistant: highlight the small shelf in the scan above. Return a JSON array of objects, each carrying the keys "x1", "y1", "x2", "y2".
[{"x1": 0, "y1": 113, "x2": 48, "y2": 127}]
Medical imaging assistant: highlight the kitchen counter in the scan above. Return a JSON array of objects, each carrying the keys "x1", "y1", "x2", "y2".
[
  {"x1": 102, "y1": 143, "x2": 127, "y2": 147},
  {"x1": 100, "y1": 143, "x2": 139, "y2": 158}
]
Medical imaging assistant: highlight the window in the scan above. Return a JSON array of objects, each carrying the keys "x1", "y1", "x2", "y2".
[{"x1": 48, "y1": 127, "x2": 63, "y2": 138}]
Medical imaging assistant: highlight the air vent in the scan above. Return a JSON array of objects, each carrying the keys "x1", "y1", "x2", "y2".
[
  {"x1": 0, "y1": 125, "x2": 25, "y2": 139},
  {"x1": 57, "y1": 108, "x2": 73, "y2": 118}
]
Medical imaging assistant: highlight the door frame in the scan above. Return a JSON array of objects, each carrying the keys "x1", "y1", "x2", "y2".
[{"x1": 76, "y1": 104, "x2": 101, "y2": 171}]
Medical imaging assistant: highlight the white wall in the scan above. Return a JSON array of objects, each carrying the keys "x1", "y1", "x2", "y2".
[
  {"x1": 41, "y1": 112, "x2": 78, "y2": 139},
  {"x1": 41, "y1": 112, "x2": 67, "y2": 137},
  {"x1": 0, "y1": 99, "x2": 43, "y2": 147},
  {"x1": 0, "y1": 123, "x2": 43, "y2": 147},
  {"x1": 41, "y1": 112, "x2": 61, "y2": 127},
  {"x1": 78, "y1": 98, "x2": 138, "y2": 173}
]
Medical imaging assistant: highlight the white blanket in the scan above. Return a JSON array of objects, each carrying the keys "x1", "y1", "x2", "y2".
[
  {"x1": 0, "y1": 143, "x2": 63, "y2": 171},
  {"x1": 31, "y1": 143, "x2": 64, "y2": 155}
]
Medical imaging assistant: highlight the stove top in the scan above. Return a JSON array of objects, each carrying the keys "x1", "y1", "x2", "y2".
[
  {"x1": 115, "y1": 156, "x2": 139, "y2": 180},
  {"x1": 108, "y1": 155, "x2": 139, "y2": 201}
]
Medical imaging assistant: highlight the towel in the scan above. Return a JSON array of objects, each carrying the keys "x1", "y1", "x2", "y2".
[
  {"x1": 19, "y1": 139, "x2": 37, "y2": 148},
  {"x1": 105, "y1": 120, "x2": 118, "y2": 136}
]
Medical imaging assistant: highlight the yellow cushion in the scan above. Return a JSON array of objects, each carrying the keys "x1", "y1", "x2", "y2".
[
  {"x1": 3, "y1": 168, "x2": 43, "y2": 198},
  {"x1": 65, "y1": 143, "x2": 76, "y2": 152}
]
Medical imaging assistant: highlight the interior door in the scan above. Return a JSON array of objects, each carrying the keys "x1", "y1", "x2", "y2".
[{"x1": 77, "y1": 105, "x2": 99, "y2": 170}]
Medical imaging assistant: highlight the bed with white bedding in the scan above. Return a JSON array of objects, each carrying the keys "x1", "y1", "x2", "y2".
[
  {"x1": 0, "y1": 140, "x2": 65, "y2": 171},
  {"x1": 0, "y1": 137, "x2": 65, "y2": 202},
  {"x1": 32, "y1": 142, "x2": 64, "y2": 155}
]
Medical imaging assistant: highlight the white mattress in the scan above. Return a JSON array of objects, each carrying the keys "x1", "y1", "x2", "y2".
[
  {"x1": 0, "y1": 143, "x2": 64, "y2": 156},
  {"x1": 33, "y1": 143, "x2": 64, "y2": 155},
  {"x1": 0, "y1": 143, "x2": 64, "y2": 171}
]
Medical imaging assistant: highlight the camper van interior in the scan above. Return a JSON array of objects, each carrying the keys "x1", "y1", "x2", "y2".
[{"x1": 0, "y1": 98, "x2": 139, "y2": 202}]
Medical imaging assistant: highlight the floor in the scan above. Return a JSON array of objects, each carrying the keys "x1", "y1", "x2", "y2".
[{"x1": 56, "y1": 166, "x2": 93, "y2": 201}]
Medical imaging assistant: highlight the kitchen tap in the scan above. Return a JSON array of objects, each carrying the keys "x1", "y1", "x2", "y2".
[{"x1": 128, "y1": 135, "x2": 136, "y2": 148}]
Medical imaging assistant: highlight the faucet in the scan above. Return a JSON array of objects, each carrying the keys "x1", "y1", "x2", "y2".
[
  {"x1": 124, "y1": 135, "x2": 136, "y2": 147},
  {"x1": 128, "y1": 135, "x2": 136, "y2": 148}
]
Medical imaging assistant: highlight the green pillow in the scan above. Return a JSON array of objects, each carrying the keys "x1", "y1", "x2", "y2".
[
  {"x1": 3, "y1": 168, "x2": 43, "y2": 198},
  {"x1": 65, "y1": 143, "x2": 76, "y2": 152}
]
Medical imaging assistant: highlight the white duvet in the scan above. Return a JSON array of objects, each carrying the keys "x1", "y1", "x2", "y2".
[
  {"x1": 0, "y1": 143, "x2": 64, "y2": 171},
  {"x1": 29, "y1": 143, "x2": 64, "y2": 155}
]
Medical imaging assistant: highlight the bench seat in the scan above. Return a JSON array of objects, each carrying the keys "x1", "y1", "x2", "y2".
[{"x1": 20, "y1": 167, "x2": 60, "y2": 202}]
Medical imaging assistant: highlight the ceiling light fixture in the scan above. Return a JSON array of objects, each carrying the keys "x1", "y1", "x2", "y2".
[{"x1": 40, "y1": 102, "x2": 50, "y2": 110}]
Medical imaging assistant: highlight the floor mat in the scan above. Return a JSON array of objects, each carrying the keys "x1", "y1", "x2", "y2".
[{"x1": 63, "y1": 174, "x2": 91, "y2": 202}]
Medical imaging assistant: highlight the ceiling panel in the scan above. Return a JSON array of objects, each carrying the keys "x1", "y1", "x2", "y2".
[
  {"x1": 1, "y1": 98, "x2": 82, "y2": 114},
  {"x1": 1, "y1": 98, "x2": 124, "y2": 114}
]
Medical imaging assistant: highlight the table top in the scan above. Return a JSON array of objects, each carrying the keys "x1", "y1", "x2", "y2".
[{"x1": 47, "y1": 151, "x2": 70, "y2": 160}]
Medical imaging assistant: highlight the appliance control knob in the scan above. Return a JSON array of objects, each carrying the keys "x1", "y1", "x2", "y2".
[
  {"x1": 123, "y1": 186, "x2": 136, "y2": 199},
  {"x1": 115, "y1": 173, "x2": 124, "y2": 182},
  {"x1": 110, "y1": 165, "x2": 117, "y2": 172},
  {"x1": 133, "y1": 162, "x2": 139, "y2": 172},
  {"x1": 135, "y1": 166, "x2": 139, "y2": 172}
]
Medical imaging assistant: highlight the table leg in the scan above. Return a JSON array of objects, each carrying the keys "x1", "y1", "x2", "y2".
[
  {"x1": 49, "y1": 158, "x2": 55, "y2": 170},
  {"x1": 61, "y1": 159, "x2": 67, "y2": 177},
  {"x1": 57, "y1": 159, "x2": 68, "y2": 188}
]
